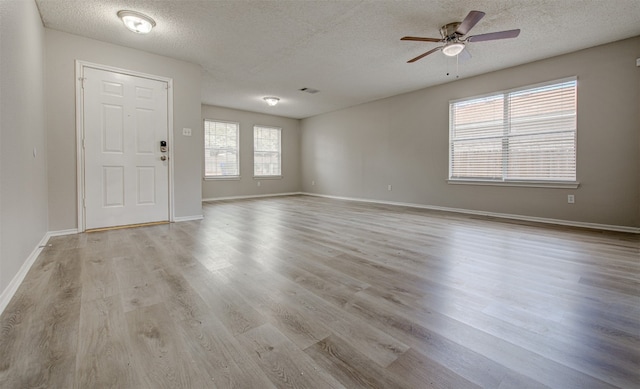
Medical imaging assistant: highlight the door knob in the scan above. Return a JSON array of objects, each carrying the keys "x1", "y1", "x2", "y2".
[{"x1": 160, "y1": 155, "x2": 167, "y2": 161}]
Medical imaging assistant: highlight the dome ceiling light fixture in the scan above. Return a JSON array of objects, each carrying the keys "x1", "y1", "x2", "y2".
[
  {"x1": 263, "y1": 97, "x2": 280, "y2": 106},
  {"x1": 117, "y1": 10, "x2": 156, "y2": 34}
]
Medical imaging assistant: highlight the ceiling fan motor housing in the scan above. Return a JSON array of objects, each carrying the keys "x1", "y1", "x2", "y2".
[{"x1": 440, "y1": 22, "x2": 463, "y2": 41}]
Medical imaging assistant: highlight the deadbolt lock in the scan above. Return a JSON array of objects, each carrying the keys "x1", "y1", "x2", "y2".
[{"x1": 160, "y1": 155, "x2": 167, "y2": 161}]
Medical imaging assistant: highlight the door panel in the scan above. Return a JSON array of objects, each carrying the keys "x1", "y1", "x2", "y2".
[
  {"x1": 135, "y1": 108, "x2": 155, "y2": 154},
  {"x1": 84, "y1": 67, "x2": 169, "y2": 229},
  {"x1": 102, "y1": 104, "x2": 124, "y2": 152},
  {"x1": 103, "y1": 166, "x2": 124, "y2": 207},
  {"x1": 137, "y1": 167, "x2": 156, "y2": 205}
]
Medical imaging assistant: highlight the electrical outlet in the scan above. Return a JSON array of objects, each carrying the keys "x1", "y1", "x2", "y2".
[
  {"x1": 311, "y1": 180, "x2": 315, "y2": 186},
  {"x1": 257, "y1": 181, "x2": 261, "y2": 187},
  {"x1": 387, "y1": 184, "x2": 392, "y2": 191},
  {"x1": 567, "y1": 194, "x2": 575, "y2": 204},
  {"x1": 182, "y1": 128, "x2": 192, "y2": 136}
]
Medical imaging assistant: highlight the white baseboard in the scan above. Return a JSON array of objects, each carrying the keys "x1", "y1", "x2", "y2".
[
  {"x1": 48, "y1": 228, "x2": 78, "y2": 237},
  {"x1": 0, "y1": 232, "x2": 51, "y2": 315},
  {"x1": 301, "y1": 192, "x2": 640, "y2": 234},
  {"x1": 203, "y1": 192, "x2": 302, "y2": 203},
  {"x1": 174, "y1": 215, "x2": 204, "y2": 222},
  {"x1": 0, "y1": 228, "x2": 81, "y2": 315}
]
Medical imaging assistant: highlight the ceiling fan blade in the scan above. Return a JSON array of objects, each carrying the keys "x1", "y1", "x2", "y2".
[
  {"x1": 467, "y1": 29, "x2": 520, "y2": 42},
  {"x1": 456, "y1": 10, "x2": 485, "y2": 35},
  {"x1": 401, "y1": 36, "x2": 442, "y2": 42},
  {"x1": 458, "y1": 48, "x2": 472, "y2": 63},
  {"x1": 407, "y1": 46, "x2": 443, "y2": 63}
]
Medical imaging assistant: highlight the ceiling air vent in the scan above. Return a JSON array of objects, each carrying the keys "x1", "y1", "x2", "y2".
[{"x1": 299, "y1": 87, "x2": 319, "y2": 94}]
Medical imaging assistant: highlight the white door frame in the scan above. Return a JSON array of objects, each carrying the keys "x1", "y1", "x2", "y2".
[{"x1": 75, "y1": 60, "x2": 175, "y2": 232}]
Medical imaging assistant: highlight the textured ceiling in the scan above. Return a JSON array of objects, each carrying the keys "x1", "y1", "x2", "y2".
[{"x1": 36, "y1": 0, "x2": 640, "y2": 119}]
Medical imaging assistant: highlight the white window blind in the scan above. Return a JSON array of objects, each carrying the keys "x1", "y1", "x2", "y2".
[
  {"x1": 253, "y1": 126, "x2": 281, "y2": 176},
  {"x1": 204, "y1": 120, "x2": 239, "y2": 177},
  {"x1": 449, "y1": 78, "x2": 577, "y2": 184}
]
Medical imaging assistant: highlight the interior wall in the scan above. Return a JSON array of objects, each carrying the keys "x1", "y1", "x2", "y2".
[
  {"x1": 0, "y1": 0, "x2": 48, "y2": 296},
  {"x1": 301, "y1": 36, "x2": 640, "y2": 228},
  {"x1": 201, "y1": 105, "x2": 301, "y2": 200},
  {"x1": 45, "y1": 29, "x2": 203, "y2": 231}
]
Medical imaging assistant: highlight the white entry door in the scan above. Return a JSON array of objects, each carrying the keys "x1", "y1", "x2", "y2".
[{"x1": 83, "y1": 67, "x2": 169, "y2": 230}]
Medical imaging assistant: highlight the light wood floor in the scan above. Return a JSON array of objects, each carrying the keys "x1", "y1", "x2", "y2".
[{"x1": 1, "y1": 195, "x2": 638, "y2": 388}]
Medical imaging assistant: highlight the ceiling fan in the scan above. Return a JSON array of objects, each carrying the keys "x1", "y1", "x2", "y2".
[{"x1": 401, "y1": 11, "x2": 520, "y2": 63}]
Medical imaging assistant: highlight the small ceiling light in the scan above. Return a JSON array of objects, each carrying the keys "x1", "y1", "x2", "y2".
[
  {"x1": 117, "y1": 10, "x2": 156, "y2": 34},
  {"x1": 442, "y1": 42, "x2": 465, "y2": 57},
  {"x1": 263, "y1": 97, "x2": 280, "y2": 106}
]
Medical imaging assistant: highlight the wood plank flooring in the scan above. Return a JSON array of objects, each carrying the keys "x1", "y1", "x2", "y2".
[{"x1": 1, "y1": 195, "x2": 638, "y2": 388}]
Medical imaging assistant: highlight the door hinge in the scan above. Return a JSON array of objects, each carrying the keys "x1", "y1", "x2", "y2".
[
  {"x1": 78, "y1": 77, "x2": 86, "y2": 88},
  {"x1": 83, "y1": 197, "x2": 86, "y2": 208}
]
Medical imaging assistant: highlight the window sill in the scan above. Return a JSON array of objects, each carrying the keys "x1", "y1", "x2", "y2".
[
  {"x1": 204, "y1": 176, "x2": 240, "y2": 181},
  {"x1": 447, "y1": 179, "x2": 580, "y2": 189},
  {"x1": 253, "y1": 176, "x2": 282, "y2": 180}
]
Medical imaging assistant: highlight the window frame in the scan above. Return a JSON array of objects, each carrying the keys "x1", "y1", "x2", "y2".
[
  {"x1": 253, "y1": 125, "x2": 282, "y2": 178},
  {"x1": 448, "y1": 77, "x2": 579, "y2": 189},
  {"x1": 203, "y1": 119, "x2": 240, "y2": 180}
]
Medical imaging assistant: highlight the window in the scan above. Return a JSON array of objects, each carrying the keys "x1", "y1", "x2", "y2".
[
  {"x1": 204, "y1": 120, "x2": 239, "y2": 178},
  {"x1": 253, "y1": 126, "x2": 281, "y2": 177},
  {"x1": 449, "y1": 78, "x2": 577, "y2": 186}
]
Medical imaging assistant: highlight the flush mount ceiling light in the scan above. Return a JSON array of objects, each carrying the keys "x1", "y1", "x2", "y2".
[
  {"x1": 117, "y1": 10, "x2": 156, "y2": 34},
  {"x1": 263, "y1": 97, "x2": 280, "y2": 106},
  {"x1": 442, "y1": 42, "x2": 465, "y2": 57}
]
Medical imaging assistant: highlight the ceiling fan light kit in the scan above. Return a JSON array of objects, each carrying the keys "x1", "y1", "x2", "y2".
[
  {"x1": 401, "y1": 10, "x2": 520, "y2": 63},
  {"x1": 442, "y1": 42, "x2": 465, "y2": 57}
]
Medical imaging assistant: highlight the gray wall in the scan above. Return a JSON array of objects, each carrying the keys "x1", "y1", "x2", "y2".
[
  {"x1": 301, "y1": 37, "x2": 640, "y2": 228},
  {"x1": 202, "y1": 105, "x2": 301, "y2": 200},
  {"x1": 0, "y1": 1, "x2": 48, "y2": 296},
  {"x1": 45, "y1": 29, "x2": 203, "y2": 231}
]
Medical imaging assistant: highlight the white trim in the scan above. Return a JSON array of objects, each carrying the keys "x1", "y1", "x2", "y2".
[
  {"x1": 48, "y1": 229, "x2": 79, "y2": 237},
  {"x1": 204, "y1": 176, "x2": 241, "y2": 181},
  {"x1": 447, "y1": 179, "x2": 580, "y2": 189},
  {"x1": 0, "y1": 232, "x2": 49, "y2": 315},
  {"x1": 174, "y1": 215, "x2": 204, "y2": 222},
  {"x1": 253, "y1": 176, "x2": 283, "y2": 180},
  {"x1": 0, "y1": 229, "x2": 81, "y2": 315},
  {"x1": 75, "y1": 61, "x2": 85, "y2": 232},
  {"x1": 203, "y1": 192, "x2": 302, "y2": 202},
  {"x1": 75, "y1": 61, "x2": 175, "y2": 232},
  {"x1": 0, "y1": 228, "x2": 82, "y2": 315},
  {"x1": 301, "y1": 192, "x2": 640, "y2": 234},
  {"x1": 167, "y1": 79, "x2": 175, "y2": 224}
]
